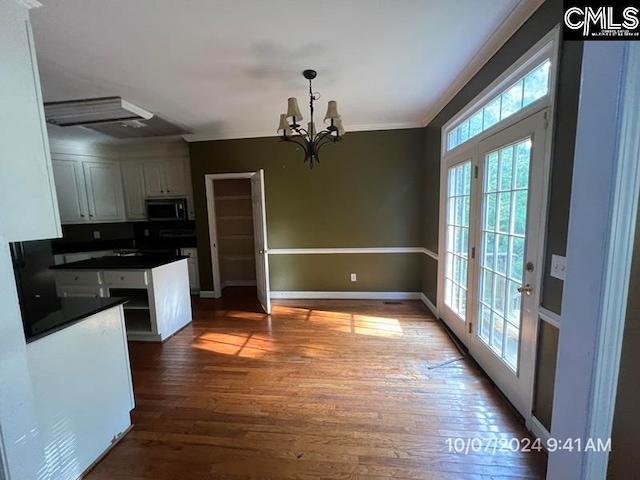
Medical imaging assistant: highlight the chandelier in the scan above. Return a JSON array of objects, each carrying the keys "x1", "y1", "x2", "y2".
[{"x1": 277, "y1": 69, "x2": 345, "y2": 169}]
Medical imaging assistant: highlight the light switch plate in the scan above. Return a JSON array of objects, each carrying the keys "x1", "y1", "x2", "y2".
[
  {"x1": 350, "y1": 273, "x2": 357, "y2": 282},
  {"x1": 551, "y1": 254, "x2": 566, "y2": 281},
  {"x1": 93, "y1": 231, "x2": 100, "y2": 239}
]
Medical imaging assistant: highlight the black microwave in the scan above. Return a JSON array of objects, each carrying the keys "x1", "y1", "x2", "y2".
[{"x1": 146, "y1": 198, "x2": 188, "y2": 221}]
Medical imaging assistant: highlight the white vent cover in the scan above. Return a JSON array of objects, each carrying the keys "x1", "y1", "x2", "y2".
[{"x1": 44, "y1": 97, "x2": 154, "y2": 127}]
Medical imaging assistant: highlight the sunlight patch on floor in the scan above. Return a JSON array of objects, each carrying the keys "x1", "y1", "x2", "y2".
[{"x1": 192, "y1": 332, "x2": 278, "y2": 358}]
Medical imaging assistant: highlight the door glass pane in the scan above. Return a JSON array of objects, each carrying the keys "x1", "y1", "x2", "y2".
[
  {"x1": 444, "y1": 161, "x2": 472, "y2": 321},
  {"x1": 477, "y1": 138, "x2": 532, "y2": 373}
]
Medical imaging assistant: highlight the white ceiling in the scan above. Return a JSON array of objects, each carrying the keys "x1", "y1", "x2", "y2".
[{"x1": 31, "y1": 0, "x2": 529, "y2": 144}]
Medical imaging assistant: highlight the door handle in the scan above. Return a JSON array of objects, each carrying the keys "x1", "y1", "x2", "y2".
[{"x1": 517, "y1": 284, "x2": 533, "y2": 296}]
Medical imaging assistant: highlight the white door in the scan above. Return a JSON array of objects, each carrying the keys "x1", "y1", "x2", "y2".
[
  {"x1": 83, "y1": 161, "x2": 125, "y2": 222},
  {"x1": 164, "y1": 159, "x2": 187, "y2": 196},
  {"x1": 51, "y1": 159, "x2": 89, "y2": 224},
  {"x1": 439, "y1": 144, "x2": 476, "y2": 343},
  {"x1": 468, "y1": 110, "x2": 547, "y2": 417},
  {"x1": 121, "y1": 162, "x2": 147, "y2": 220},
  {"x1": 251, "y1": 170, "x2": 271, "y2": 314},
  {"x1": 142, "y1": 161, "x2": 165, "y2": 196}
]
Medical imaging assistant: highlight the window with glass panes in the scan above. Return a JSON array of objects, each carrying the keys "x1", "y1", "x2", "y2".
[
  {"x1": 446, "y1": 60, "x2": 551, "y2": 152},
  {"x1": 444, "y1": 161, "x2": 472, "y2": 320}
]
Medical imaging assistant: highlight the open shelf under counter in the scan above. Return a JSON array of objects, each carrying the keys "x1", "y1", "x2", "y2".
[
  {"x1": 109, "y1": 288, "x2": 150, "y2": 310},
  {"x1": 124, "y1": 309, "x2": 153, "y2": 333}
]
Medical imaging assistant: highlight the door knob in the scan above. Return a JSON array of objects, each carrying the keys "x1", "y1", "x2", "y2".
[{"x1": 517, "y1": 284, "x2": 533, "y2": 296}]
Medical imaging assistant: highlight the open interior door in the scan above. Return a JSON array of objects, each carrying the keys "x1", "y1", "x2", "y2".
[{"x1": 251, "y1": 169, "x2": 271, "y2": 314}]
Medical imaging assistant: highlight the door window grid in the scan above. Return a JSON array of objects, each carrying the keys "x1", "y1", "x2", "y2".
[
  {"x1": 446, "y1": 60, "x2": 551, "y2": 152},
  {"x1": 444, "y1": 161, "x2": 472, "y2": 320},
  {"x1": 477, "y1": 139, "x2": 531, "y2": 371}
]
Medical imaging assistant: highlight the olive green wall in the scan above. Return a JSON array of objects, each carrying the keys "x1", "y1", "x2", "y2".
[
  {"x1": 609, "y1": 196, "x2": 640, "y2": 478},
  {"x1": 532, "y1": 320, "x2": 559, "y2": 430},
  {"x1": 189, "y1": 128, "x2": 425, "y2": 292}
]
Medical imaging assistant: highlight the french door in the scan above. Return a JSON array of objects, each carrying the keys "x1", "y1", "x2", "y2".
[{"x1": 439, "y1": 109, "x2": 547, "y2": 418}]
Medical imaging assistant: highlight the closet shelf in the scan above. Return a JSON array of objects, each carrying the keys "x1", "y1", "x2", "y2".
[
  {"x1": 217, "y1": 215, "x2": 253, "y2": 220},
  {"x1": 220, "y1": 254, "x2": 255, "y2": 261},
  {"x1": 219, "y1": 234, "x2": 254, "y2": 240},
  {"x1": 215, "y1": 195, "x2": 252, "y2": 200}
]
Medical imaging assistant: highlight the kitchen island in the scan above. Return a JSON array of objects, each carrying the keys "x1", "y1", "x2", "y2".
[
  {"x1": 24, "y1": 297, "x2": 135, "y2": 479},
  {"x1": 52, "y1": 255, "x2": 192, "y2": 342}
]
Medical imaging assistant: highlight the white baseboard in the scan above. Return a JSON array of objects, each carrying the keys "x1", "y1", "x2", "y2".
[
  {"x1": 270, "y1": 291, "x2": 421, "y2": 300},
  {"x1": 528, "y1": 414, "x2": 551, "y2": 449},
  {"x1": 199, "y1": 291, "x2": 217, "y2": 299},
  {"x1": 420, "y1": 293, "x2": 438, "y2": 318}
]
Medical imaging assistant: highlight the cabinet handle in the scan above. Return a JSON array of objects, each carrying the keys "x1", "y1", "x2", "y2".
[
  {"x1": 81, "y1": 214, "x2": 85, "y2": 218},
  {"x1": 74, "y1": 277, "x2": 79, "y2": 281},
  {"x1": 161, "y1": 190, "x2": 164, "y2": 194},
  {"x1": 120, "y1": 276, "x2": 125, "y2": 281}
]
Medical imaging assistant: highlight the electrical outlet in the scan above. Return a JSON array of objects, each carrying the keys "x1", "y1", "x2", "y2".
[
  {"x1": 551, "y1": 254, "x2": 566, "y2": 281},
  {"x1": 350, "y1": 273, "x2": 357, "y2": 282},
  {"x1": 93, "y1": 231, "x2": 101, "y2": 239},
  {"x1": 144, "y1": 229, "x2": 150, "y2": 236}
]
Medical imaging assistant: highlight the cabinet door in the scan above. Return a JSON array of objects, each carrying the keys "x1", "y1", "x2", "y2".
[
  {"x1": 58, "y1": 285, "x2": 105, "y2": 298},
  {"x1": 51, "y1": 159, "x2": 89, "y2": 224},
  {"x1": 163, "y1": 159, "x2": 187, "y2": 196},
  {"x1": 83, "y1": 161, "x2": 126, "y2": 222},
  {"x1": 121, "y1": 162, "x2": 147, "y2": 220},
  {"x1": 0, "y1": 4, "x2": 61, "y2": 241},
  {"x1": 142, "y1": 162, "x2": 165, "y2": 196},
  {"x1": 187, "y1": 258, "x2": 200, "y2": 291}
]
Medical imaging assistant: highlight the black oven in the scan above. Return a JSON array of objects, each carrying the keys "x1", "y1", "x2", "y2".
[{"x1": 146, "y1": 198, "x2": 188, "y2": 221}]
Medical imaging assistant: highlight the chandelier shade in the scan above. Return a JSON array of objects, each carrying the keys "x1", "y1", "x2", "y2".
[{"x1": 277, "y1": 69, "x2": 345, "y2": 169}]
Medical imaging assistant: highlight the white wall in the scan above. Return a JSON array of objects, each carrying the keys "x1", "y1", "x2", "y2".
[
  {"x1": 0, "y1": 239, "x2": 46, "y2": 480},
  {"x1": 547, "y1": 42, "x2": 635, "y2": 480}
]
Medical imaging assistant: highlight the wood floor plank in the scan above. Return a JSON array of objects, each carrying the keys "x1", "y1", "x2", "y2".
[{"x1": 84, "y1": 288, "x2": 547, "y2": 479}]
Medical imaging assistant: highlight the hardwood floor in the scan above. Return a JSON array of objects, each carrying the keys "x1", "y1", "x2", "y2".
[{"x1": 86, "y1": 288, "x2": 547, "y2": 479}]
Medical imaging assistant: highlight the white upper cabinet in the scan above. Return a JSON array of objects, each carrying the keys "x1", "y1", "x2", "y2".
[
  {"x1": 121, "y1": 162, "x2": 147, "y2": 220},
  {"x1": 51, "y1": 160, "x2": 89, "y2": 223},
  {"x1": 83, "y1": 161, "x2": 126, "y2": 222},
  {"x1": 143, "y1": 159, "x2": 189, "y2": 197},
  {"x1": 51, "y1": 157, "x2": 126, "y2": 224},
  {"x1": 142, "y1": 161, "x2": 165, "y2": 197},
  {"x1": 164, "y1": 160, "x2": 188, "y2": 196},
  {"x1": 0, "y1": 1, "x2": 61, "y2": 242}
]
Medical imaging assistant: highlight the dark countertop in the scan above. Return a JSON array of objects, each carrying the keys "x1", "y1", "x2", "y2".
[
  {"x1": 23, "y1": 296, "x2": 128, "y2": 344},
  {"x1": 50, "y1": 254, "x2": 188, "y2": 270}
]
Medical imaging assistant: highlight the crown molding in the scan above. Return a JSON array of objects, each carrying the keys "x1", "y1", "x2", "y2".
[
  {"x1": 182, "y1": 121, "x2": 423, "y2": 143},
  {"x1": 48, "y1": 139, "x2": 118, "y2": 158},
  {"x1": 420, "y1": 0, "x2": 545, "y2": 128},
  {"x1": 10, "y1": 0, "x2": 42, "y2": 9}
]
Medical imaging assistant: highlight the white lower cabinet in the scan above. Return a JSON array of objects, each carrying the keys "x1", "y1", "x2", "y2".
[
  {"x1": 58, "y1": 285, "x2": 105, "y2": 298},
  {"x1": 26, "y1": 305, "x2": 134, "y2": 480},
  {"x1": 53, "y1": 259, "x2": 192, "y2": 342},
  {"x1": 181, "y1": 248, "x2": 200, "y2": 293}
]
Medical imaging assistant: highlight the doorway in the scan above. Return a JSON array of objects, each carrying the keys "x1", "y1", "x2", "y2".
[
  {"x1": 205, "y1": 171, "x2": 271, "y2": 313},
  {"x1": 440, "y1": 110, "x2": 548, "y2": 419}
]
